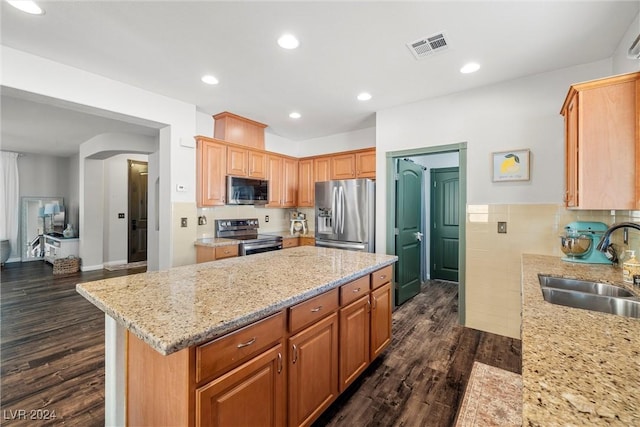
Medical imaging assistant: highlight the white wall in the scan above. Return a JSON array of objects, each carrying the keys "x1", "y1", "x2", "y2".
[
  {"x1": 104, "y1": 153, "x2": 149, "y2": 265},
  {"x1": 297, "y1": 127, "x2": 375, "y2": 157},
  {"x1": 375, "y1": 59, "x2": 613, "y2": 253},
  {"x1": 1, "y1": 46, "x2": 197, "y2": 269},
  {"x1": 613, "y1": 12, "x2": 640, "y2": 74},
  {"x1": 67, "y1": 153, "x2": 80, "y2": 230},
  {"x1": 17, "y1": 153, "x2": 69, "y2": 200}
]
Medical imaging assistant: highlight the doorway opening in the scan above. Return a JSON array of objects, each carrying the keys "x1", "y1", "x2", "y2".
[
  {"x1": 128, "y1": 160, "x2": 148, "y2": 263},
  {"x1": 385, "y1": 143, "x2": 467, "y2": 325}
]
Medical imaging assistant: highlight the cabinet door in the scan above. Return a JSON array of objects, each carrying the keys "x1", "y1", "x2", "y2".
[
  {"x1": 282, "y1": 158, "x2": 298, "y2": 207},
  {"x1": 370, "y1": 282, "x2": 392, "y2": 360},
  {"x1": 564, "y1": 94, "x2": 579, "y2": 208},
  {"x1": 283, "y1": 238, "x2": 299, "y2": 249},
  {"x1": 196, "y1": 343, "x2": 285, "y2": 427},
  {"x1": 196, "y1": 246, "x2": 216, "y2": 263},
  {"x1": 331, "y1": 154, "x2": 355, "y2": 180},
  {"x1": 288, "y1": 312, "x2": 338, "y2": 427},
  {"x1": 314, "y1": 157, "x2": 331, "y2": 183},
  {"x1": 197, "y1": 139, "x2": 226, "y2": 206},
  {"x1": 248, "y1": 150, "x2": 267, "y2": 179},
  {"x1": 227, "y1": 146, "x2": 248, "y2": 176},
  {"x1": 297, "y1": 159, "x2": 314, "y2": 207},
  {"x1": 267, "y1": 155, "x2": 283, "y2": 207},
  {"x1": 356, "y1": 150, "x2": 376, "y2": 178},
  {"x1": 339, "y1": 295, "x2": 370, "y2": 392}
]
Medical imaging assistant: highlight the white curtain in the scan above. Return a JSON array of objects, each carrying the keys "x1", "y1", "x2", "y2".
[{"x1": 1, "y1": 152, "x2": 20, "y2": 261}]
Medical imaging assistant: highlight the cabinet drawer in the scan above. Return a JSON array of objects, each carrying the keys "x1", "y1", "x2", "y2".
[
  {"x1": 215, "y1": 245, "x2": 238, "y2": 259},
  {"x1": 196, "y1": 311, "x2": 285, "y2": 384},
  {"x1": 371, "y1": 265, "x2": 393, "y2": 290},
  {"x1": 299, "y1": 237, "x2": 315, "y2": 246},
  {"x1": 340, "y1": 275, "x2": 370, "y2": 306},
  {"x1": 282, "y1": 238, "x2": 299, "y2": 249},
  {"x1": 289, "y1": 288, "x2": 339, "y2": 333}
]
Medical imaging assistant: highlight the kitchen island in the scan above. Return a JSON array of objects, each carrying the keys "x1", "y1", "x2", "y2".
[
  {"x1": 77, "y1": 246, "x2": 397, "y2": 426},
  {"x1": 522, "y1": 254, "x2": 639, "y2": 426}
]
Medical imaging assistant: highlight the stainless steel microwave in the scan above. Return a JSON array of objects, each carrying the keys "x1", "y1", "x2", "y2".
[{"x1": 226, "y1": 176, "x2": 269, "y2": 205}]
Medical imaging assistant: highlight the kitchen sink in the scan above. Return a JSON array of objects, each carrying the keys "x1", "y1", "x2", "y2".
[
  {"x1": 538, "y1": 275, "x2": 639, "y2": 319},
  {"x1": 538, "y1": 275, "x2": 634, "y2": 297}
]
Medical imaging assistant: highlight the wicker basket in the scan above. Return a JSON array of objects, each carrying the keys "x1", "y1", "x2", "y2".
[{"x1": 53, "y1": 256, "x2": 80, "y2": 275}]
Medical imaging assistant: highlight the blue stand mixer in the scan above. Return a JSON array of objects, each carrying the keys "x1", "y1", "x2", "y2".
[{"x1": 560, "y1": 221, "x2": 612, "y2": 264}]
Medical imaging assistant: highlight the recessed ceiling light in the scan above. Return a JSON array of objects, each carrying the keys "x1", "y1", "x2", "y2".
[
  {"x1": 357, "y1": 92, "x2": 372, "y2": 101},
  {"x1": 289, "y1": 112, "x2": 301, "y2": 119},
  {"x1": 278, "y1": 34, "x2": 299, "y2": 50},
  {"x1": 201, "y1": 75, "x2": 219, "y2": 85},
  {"x1": 460, "y1": 62, "x2": 480, "y2": 74},
  {"x1": 7, "y1": 0, "x2": 44, "y2": 15}
]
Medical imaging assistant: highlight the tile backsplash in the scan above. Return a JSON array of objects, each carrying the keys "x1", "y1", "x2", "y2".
[
  {"x1": 196, "y1": 206, "x2": 315, "y2": 237},
  {"x1": 465, "y1": 204, "x2": 639, "y2": 340}
]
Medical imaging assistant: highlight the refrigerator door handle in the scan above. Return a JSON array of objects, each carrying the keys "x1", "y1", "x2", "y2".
[
  {"x1": 331, "y1": 186, "x2": 338, "y2": 234},
  {"x1": 339, "y1": 185, "x2": 345, "y2": 234}
]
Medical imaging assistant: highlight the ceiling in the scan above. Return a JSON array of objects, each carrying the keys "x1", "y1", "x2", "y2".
[{"x1": 1, "y1": 1, "x2": 638, "y2": 157}]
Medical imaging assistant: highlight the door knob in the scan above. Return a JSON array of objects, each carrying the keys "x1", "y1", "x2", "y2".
[{"x1": 414, "y1": 231, "x2": 423, "y2": 241}]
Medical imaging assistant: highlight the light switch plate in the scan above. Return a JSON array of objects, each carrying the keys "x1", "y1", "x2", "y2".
[{"x1": 497, "y1": 221, "x2": 507, "y2": 233}]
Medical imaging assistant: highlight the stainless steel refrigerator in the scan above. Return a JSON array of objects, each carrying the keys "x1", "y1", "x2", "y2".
[{"x1": 315, "y1": 179, "x2": 375, "y2": 252}]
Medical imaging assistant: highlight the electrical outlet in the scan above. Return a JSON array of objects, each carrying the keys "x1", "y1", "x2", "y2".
[
  {"x1": 497, "y1": 221, "x2": 507, "y2": 233},
  {"x1": 118, "y1": 213, "x2": 125, "y2": 219},
  {"x1": 181, "y1": 217, "x2": 188, "y2": 227},
  {"x1": 265, "y1": 215, "x2": 269, "y2": 223}
]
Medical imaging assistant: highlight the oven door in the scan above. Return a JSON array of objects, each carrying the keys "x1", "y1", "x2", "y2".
[{"x1": 242, "y1": 241, "x2": 283, "y2": 256}]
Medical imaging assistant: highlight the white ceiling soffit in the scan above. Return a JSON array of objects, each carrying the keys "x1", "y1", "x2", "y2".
[{"x1": 407, "y1": 32, "x2": 450, "y2": 59}]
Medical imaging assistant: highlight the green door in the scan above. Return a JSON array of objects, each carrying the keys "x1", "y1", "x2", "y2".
[
  {"x1": 431, "y1": 167, "x2": 459, "y2": 281},
  {"x1": 395, "y1": 159, "x2": 423, "y2": 305}
]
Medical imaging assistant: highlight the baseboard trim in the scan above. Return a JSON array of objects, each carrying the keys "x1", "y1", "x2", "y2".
[
  {"x1": 104, "y1": 259, "x2": 128, "y2": 267},
  {"x1": 82, "y1": 264, "x2": 104, "y2": 272}
]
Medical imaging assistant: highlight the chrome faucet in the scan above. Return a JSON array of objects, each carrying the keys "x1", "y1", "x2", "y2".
[{"x1": 596, "y1": 222, "x2": 640, "y2": 252}]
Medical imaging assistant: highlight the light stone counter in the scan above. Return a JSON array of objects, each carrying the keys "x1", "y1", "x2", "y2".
[
  {"x1": 77, "y1": 246, "x2": 396, "y2": 356},
  {"x1": 522, "y1": 254, "x2": 639, "y2": 426},
  {"x1": 193, "y1": 237, "x2": 239, "y2": 247}
]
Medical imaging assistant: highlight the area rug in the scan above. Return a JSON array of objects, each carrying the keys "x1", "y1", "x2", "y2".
[
  {"x1": 104, "y1": 261, "x2": 147, "y2": 271},
  {"x1": 454, "y1": 362, "x2": 522, "y2": 427}
]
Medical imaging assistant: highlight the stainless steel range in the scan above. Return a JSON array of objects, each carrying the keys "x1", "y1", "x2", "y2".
[{"x1": 215, "y1": 218, "x2": 283, "y2": 256}]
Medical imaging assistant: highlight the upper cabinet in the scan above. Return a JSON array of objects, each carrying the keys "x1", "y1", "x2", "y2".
[
  {"x1": 331, "y1": 153, "x2": 356, "y2": 179},
  {"x1": 267, "y1": 154, "x2": 298, "y2": 208},
  {"x1": 196, "y1": 137, "x2": 227, "y2": 207},
  {"x1": 213, "y1": 112, "x2": 267, "y2": 150},
  {"x1": 355, "y1": 150, "x2": 376, "y2": 179},
  {"x1": 314, "y1": 157, "x2": 331, "y2": 183},
  {"x1": 560, "y1": 72, "x2": 640, "y2": 209},
  {"x1": 298, "y1": 159, "x2": 314, "y2": 207},
  {"x1": 227, "y1": 146, "x2": 267, "y2": 179}
]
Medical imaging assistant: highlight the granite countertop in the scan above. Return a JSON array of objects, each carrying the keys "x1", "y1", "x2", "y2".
[
  {"x1": 194, "y1": 237, "x2": 239, "y2": 247},
  {"x1": 522, "y1": 254, "x2": 640, "y2": 426},
  {"x1": 267, "y1": 230, "x2": 315, "y2": 238},
  {"x1": 77, "y1": 246, "x2": 396, "y2": 356}
]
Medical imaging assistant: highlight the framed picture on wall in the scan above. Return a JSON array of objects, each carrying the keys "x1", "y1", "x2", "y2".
[{"x1": 492, "y1": 149, "x2": 530, "y2": 182}]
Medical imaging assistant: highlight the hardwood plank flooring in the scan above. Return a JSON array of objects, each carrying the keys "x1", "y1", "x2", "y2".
[
  {"x1": 1, "y1": 262, "x2": 521, "y2": 426},
  {"x1": 313, "y1": 280, "x2": 521, "y2": 427},
  {"x1": 1, "y1": 261, "x2": 145, "y2": 426}
]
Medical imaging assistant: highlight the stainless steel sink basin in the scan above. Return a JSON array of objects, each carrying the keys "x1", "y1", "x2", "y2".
[
  {"x1": 538, "y1": 275, "x2": 634, "y2": 297},
  {"x1": 538, "y1": 275, "x2": 639, "y2": 319}
]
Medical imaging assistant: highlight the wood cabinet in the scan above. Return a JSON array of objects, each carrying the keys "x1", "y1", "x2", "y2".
[
  {"x1": 299, "y1": 237, "x2": 315, "y2": 246},
  {"x1": 331, "y1": 153, "x2": 356, "y2": 180},
  {"x1": 227, "y1": 147, "x2": 267, "y2": 179},
  {"x1": 370, "y1": 282, "x2": 392, "y2": 360},
  {"x1": 213, "y1": 111, "x2": 267, "y2": 150},
  {"x1": 288, "y1": 312, "x2": 339, "y2": 427},
  {"x1": 196, "y1": 245, "x2": 239, "y2": 263},
  {"x1": 560, "y1": 71, "x2": 640, "y2": 209},
  {"x1": 297, "y1": 159, "x2": 314, "y2": 207},
  {"x1": 196, "y1": 343, "x2": 285, "y2": 427},
  {"x1": 267, "y1": 155, "x2": 298, "y2": 208},
  {"x1": 283, "y1": 237, "x2": 299, "y2": 249},
  {"x1": 314, "y1": 157, "x2": 332, "y2": 183},
  {"x1": 196, "y1": 138, "x2": 227, "y2": 207},
  {"x1": 356, "y1": 150, "x2": 376, "y2": 178},
  {"x1": 339, "y1": 295, "x2": 370, "y2": 391}
]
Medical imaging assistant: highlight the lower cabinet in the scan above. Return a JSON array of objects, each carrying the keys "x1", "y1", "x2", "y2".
[
  {"x1": 196, "y1": 343, "x2": 286, "y2": 427},
  {"x1": 288, "y1": 312, "x2": 339, "y2": 427},
  {"x1": 195, "y1": 244, "x2": 239, "y2": 263},
  {"x1": 370, "y1": 282, "x2": 392, "y2": 359},
  {"x1": 339, "y1": 295, "x2": 370, "y2": 391}
]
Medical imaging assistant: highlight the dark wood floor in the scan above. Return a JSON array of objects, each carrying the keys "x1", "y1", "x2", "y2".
[
  {"x1": 1, "y1": 263, "x2": 521, "y2": 427},
  {"x1": 1, "y1": 261, "x2": 146, "y2": 426},
  {"x1": 314, "y1": 280, "x2": 521, "y2": 427}
]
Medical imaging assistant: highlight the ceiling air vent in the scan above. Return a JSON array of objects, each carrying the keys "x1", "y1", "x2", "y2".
[{"x1": 407, "y1": 32, "x2": 450, "y2": 60}]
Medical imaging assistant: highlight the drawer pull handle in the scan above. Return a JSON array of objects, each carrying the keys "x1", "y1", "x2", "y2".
[
  {"x1": 310, "y1": 306, "x2": 323, "y2": 313},
  {"x1": 277, "y1": 352, "x2": 283, "y2": 373},
  {"x1": 379, "y1": 275, "x2": 386, "y2": 280},
  {"x1": 236, "y1": 337, "x2": 256, "y2": 348},
  {"x1": 292, "y1": 344, "x2": 298, "y2": 364},
  {"x1": 352, "y1": 288, "x2": 361, "y2": 293}
]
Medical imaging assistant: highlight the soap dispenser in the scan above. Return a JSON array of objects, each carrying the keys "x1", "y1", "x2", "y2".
[{"x1": 622, "y1": 250, "x2": 640, "y2": 283}]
